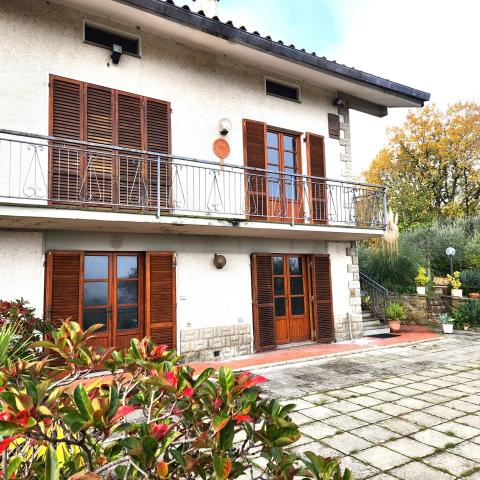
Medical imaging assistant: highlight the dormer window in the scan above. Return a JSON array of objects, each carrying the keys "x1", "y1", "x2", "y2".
[{"x1": 266, "y1": 79, "x2": 300, "y2": 102}]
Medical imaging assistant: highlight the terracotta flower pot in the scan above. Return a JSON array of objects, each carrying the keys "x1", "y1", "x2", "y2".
[
  {"x1": 388, "y1": 320, "x2": 401, "y2": 333},
  {"x1": 469, "y1": 293, "x2": 480, "y2": 299}
]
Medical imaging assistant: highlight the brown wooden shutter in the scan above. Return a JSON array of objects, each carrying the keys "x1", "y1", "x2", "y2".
[
  {"x1": 306, "y1": 133, "x2": 327, "y2": 224},
  {"x1": 50, "y1": 77, "x2": 83, "y2": 204},
  {"x1": 328, "y1": 113, "x2": 340, "y2": 140},
  {"x1": 311, "y1": 255, "x2": 334, "y2": 343},
  {"x1": 243, "y1": 119, "x2": 268, "y2": 220},
  {"x1": 145, "y1": 252, "x2": 176, "y2": 348},
  {"x1": 45, "y1": 251, "x2": 82, "y2": 329},
  {"x1": 85, "y1": 85, "x2": 114, "y2": 204},
  {"x1": 145, "y1": 99, "x2": 171, "y2": 211},
  {"x1": 117, "y1": 93, "x2": 143, "y2": 207},
  {"x1": 251, "y1": 254, "x2": 276, "y2": 351}
]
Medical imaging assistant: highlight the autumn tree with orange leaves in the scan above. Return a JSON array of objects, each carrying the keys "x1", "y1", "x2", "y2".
[{"x1": 365, "y1": 102, "x2": 480, "y2": 230}]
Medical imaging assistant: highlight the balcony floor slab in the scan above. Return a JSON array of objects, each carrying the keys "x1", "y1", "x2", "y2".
[{"x1": 0, "y1": 204, "x2": 385, "y2": 240}]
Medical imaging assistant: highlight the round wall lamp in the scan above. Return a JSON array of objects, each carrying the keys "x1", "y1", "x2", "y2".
[
  {"x1": 213, "y1": 254, "x2": 227, "y2": 269},
  {"x1": 218, "y1": 118, "x2": 232, "y2": 136}
]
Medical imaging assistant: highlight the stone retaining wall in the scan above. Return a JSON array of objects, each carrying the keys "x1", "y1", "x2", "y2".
[
  {"x1": 389, "y1": 293, "x2": 472, "y2": 325},
  {"x1": 180, "y1": 324, "x2": 251, "y2": 362}
]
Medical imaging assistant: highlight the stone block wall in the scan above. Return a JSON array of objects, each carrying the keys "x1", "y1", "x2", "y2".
[
  {"x1": 180, "y1": 324, "x2": 251, "y2": 362},
  {"x1": 389, "y1": 293, "x2": 428, "y2": 325},
  {"x1": 334, "y1": 242, "x2": 363, "y2": 342}
]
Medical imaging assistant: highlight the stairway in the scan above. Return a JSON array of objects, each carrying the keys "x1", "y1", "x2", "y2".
[{"x1": 362, "y1": 310, "x2": 390, "y2": 336}]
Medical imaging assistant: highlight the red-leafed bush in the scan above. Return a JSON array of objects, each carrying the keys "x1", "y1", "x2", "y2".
[{"x1": 0, "y1": 320, "x2": 352, "y2": 479}]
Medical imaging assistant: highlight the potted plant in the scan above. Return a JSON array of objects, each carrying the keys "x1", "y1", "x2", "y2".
[
  {"x1": 469, "y1": 293, "x2": 480, "y2": 299},
  {"x1": 386, "y1": 301, "x2": 406, "y2": 333},
  {"x1": 415, "y1": 267, "x2": 429, "y2": 295},
  {"x1": 439, "y1": 313, "x2": 454, "y2": 334},
  {"x1": 447, "y1": 271, "x2": 462, "y2": 297}
]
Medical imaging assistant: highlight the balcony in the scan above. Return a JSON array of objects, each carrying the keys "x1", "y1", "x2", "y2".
[{"x1": 0, "y1": 130, "x2": 386, "y2": 239}]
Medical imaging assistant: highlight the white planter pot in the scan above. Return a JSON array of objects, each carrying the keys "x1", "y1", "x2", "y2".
[
  {"x1": 451, "y1": 289, "x2": 463, "y2": 298},
  {"x1": 416, "y1": 286, "x2": 426, "y2": 295},
  {"x1": 442, "y1": 323, "x2": 454, "y2": 334}
]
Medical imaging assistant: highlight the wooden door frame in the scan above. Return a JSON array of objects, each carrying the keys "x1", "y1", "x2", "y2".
[
  {"x1": 252, "y1": 252, "x2": 314, "y2": 351},
  {"x1": 81, "y1": 251, "x2": 145, "y2": 347},
  {"x1": 266, "y1": 129, "x2": 303, "y2": 222}
]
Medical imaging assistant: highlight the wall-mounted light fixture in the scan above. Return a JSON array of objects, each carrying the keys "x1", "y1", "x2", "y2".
[
  {"x1": 218, "y1": 118, "x2": 232, "y2": 136},
  {"x1": 111, "y1": 44, "x2": 123, "y2": 65},
  {"x1": 333, "y1": 96, "x2": 345, "y2": 107},
  {"x1": 213, "y1": 254, "x2": 227, "y2": 269}
]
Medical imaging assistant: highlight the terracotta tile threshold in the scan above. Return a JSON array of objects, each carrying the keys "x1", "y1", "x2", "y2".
[{"x1": 189, "y1": 326, "x2": 441, "y2": 373}]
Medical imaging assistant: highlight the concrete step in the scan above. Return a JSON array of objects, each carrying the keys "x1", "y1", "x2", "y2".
[
  {"x1": 363, "y1": 326, "x2": 391, "y2": 336},
  {"x1": 363, "y1": 320, "x2": 385, "y2": 328},
  {"x1": 362, "y1": 311, "x2": 372, "y2": 318}
]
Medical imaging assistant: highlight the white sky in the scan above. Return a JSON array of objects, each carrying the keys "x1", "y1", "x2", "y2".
[{"x1": 329, "y1": 0, "x2": 480, "y2": 176}]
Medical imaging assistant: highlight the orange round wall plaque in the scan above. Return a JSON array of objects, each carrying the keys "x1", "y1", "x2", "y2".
[{"x1": 213, "y1": 138, "x2": 230, "y2": 160}]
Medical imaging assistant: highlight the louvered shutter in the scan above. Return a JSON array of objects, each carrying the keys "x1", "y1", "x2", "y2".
[
  {"x1": 306, "y1": 133, "x2": 327, "y2": 224},
  {"x1": 311, "y1": 255, "x2": 334, "y2": 343},
  {"x1": 116, "y1": 92, "x2": 143, "y2": 208},
  {"x1": 251, "y1": 254, "x2": 276, "y2": 351},
  {"x1": 243, "y1": 120, "x2": 268, "y2": 220},
  {"x1": 328, "y1": 113, "x2": 340, "y2": 140},
  {"x1": 85, "y1": 85, "x2": 114, "y2": 205},
  {"x1": 145, "y1": 252, "x2": 176, "y2": 348},
  {"x1": 50, "y1": 77, "x2": 83, "y2": 204},
  {"x1": 145, "y1": 99, "x2": 171, "y2": 211},
  {"x1": 45, "y1": 251, "x2": 82, "y2": 329}
]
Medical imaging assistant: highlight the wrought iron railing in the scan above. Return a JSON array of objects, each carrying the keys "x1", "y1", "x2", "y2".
[
  {"x1": 0, "y1": 129, "x2": 387, "y2": 228},
  {"x1": 360, "y1": 272, "x2": 389, "y2": 321}
]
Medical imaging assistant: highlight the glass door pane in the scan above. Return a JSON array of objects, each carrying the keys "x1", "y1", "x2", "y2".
[
  {"x1": 116, "y1": 255, "x2": 139, "y2": 331},
  {"x1": 82, "y1": 255, "x2": 109, "y2": 332}
]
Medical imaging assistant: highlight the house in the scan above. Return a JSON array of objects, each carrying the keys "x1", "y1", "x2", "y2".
[{"x1": 0, "y1": 0, "x2": 430, "y2": 361}]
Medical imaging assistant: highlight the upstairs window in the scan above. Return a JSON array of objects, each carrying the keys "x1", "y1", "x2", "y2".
[
  {"x1": 84, "y1": 23, "x2": 141, "y2": 57},
  {"x1": 266, "y1": 79, "x2": 300, "y2": 102}
]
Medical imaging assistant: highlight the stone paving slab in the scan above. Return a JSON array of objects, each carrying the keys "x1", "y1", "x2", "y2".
[{"x1": 254, "y1": 334, "x2": 480, "y2": 479}]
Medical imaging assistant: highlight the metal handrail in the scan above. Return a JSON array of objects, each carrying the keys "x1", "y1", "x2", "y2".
[
  {"x1": 0, "y1": 128, "x2": 387, "y2": 189},
  {"x1": 360, "y1": 272, "x2": 389, "y2": 322},
  {"x1": 0, "y1": 129, "x2": 388, "y2": 228}
]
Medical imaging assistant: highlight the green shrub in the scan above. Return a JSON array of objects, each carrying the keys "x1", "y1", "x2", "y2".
[
  {"x1": 453, "y1": 300, "x2": 480, "y2": 327},
  {"x1": 359, "y1": 244, "x2": 422, "y2": 293},
  {"x1": 464, "y1": 235, "x2": 480, "y2": 269},
  {"x1": 0, "y1": 320, "x2": 352, "y2": 480},
  {"x1": 460, "y1": 270, "x2": 480, "y2": 295},
  {"x1": 386, "y1": 301, "x2": 407, "y2": 321}
]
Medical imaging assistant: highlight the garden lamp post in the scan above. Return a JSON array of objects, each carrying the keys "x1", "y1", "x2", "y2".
[{"x1": 446, "y1": 247, "x2": 456, "y2": 275}]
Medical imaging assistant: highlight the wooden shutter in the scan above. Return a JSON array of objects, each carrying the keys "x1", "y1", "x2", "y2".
[
  {"x1": 145, "y1": 252, "x2": 176, "y2": 348},
  {"x1": 145, "y1": 99, "x2": 171, "y2": 211},
  {"x1": 116, "y1": 93, "x2": 143, "y2": 208},
  {"x1": 243, "y1": 119, "x2": 268, "y2": 220},
  {"x1": 311, "y1": 255, "x2": 334, "y2": 343},
  {"x1": 328, "y1": 113, "x2": 340, "y2": 140},
  {"x1": 85, "y1": 85, "x2": 114, "y2": 204},
  {"x1": 50, "y1": 77, "x2": 83, "y2": 204},
  {"x1": 251, "y1": 254, "x2": 276, "y2": 351},
  {"x1": 44, "y1": 251, "x2": 82, "y2": 329},
  {"x1": 306, "y1": 133, "x2": 327, "y2": 224}
]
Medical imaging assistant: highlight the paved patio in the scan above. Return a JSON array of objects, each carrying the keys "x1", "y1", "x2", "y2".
[{"x1": 253, "y1": 333, "x2": 480, "y2": 480}]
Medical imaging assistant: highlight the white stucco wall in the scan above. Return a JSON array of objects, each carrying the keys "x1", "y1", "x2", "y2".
[
  {"x1": 45, "y1": 230, "x2": 331, "y2": 349},
  {"x1": 0, "y1": 231, "x2": 45, "y2": 314},
  {"x1": 0, "y1": 0, "x2": 342, "y2": 180}
]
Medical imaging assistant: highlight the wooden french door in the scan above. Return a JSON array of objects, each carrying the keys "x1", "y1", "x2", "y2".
[
  {"x1": 82, "y1": 253, "x2": 144, "y2": 349},
  {"x1": 272, "y1": 255, "x2": 310, "y2": 344},
  {"x1": 266, "y1": 130, "x2": 303, "y2": 221}
]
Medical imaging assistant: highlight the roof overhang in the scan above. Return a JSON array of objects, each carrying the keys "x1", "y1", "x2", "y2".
[{"x1": 50, "y1": 0, "x2": 430, "y2": 116}]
